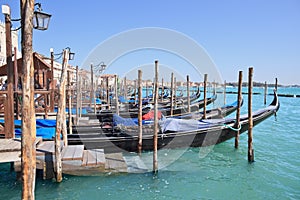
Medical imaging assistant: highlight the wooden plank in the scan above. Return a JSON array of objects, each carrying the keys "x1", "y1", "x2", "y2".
[
  {"x1": 88, "y1": 149, "x2": 105, "y2": 165},
  {"x1": 82, "y1": 149, "x2": 105, "y2": 166},
  {"x1": 36, "y1": 141, "x2": 55, "y2": 155},
  {"x1": 82, "y1": 150, "x2": 88, "y2": 166},
  {"x1": 9, "y1": 140, "x2": 21, "y2": 151},
  {"x1": 95, "y1": 149, "x2": 105, "y2": 165},
  {"x1": 13, "y1": 137, "x2": 42, "y2": 147},
  {"x1": 73, "y1": 145, "x2": 84, "y2": 160},
  {"x1": 0, "y1": 151, "x2": 21, "y2": 163},
  {"x1": 0, "y1": 140, "x2": 12, "y2": 152},
  {"x1": 0, "y1": 139, "x2": 21, "y2": 152},
  {"x1": 86, "y1": 150, "x2": 96, "y2": 166},
  {"x1": 61, "y1": 145, "x2": 84, "y2": 161},
  {"x1": 61, "y1": 145, "x2": 75, "y2": 160}
]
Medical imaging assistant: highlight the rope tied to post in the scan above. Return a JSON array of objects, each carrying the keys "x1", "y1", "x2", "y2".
[{"x1": 223, "y1": 122, "x2": 241, "y2": 132}]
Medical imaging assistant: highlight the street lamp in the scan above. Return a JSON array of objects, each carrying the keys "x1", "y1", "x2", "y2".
[
  {"x1": 65, "y1": 47, "x2": 75, "y2": 60},
  {"x1": 33, "y1": 3, "x2": 51, "y2": 31},
  {"x1": 2, "y1": 3, "x2": 51, "y2": 31},
  {"x1": 94, "y1": 62, "x2": 107, "y2": 74},
  {"x1": 49, "y1": 47, "x2": 75, "y2": 112}
]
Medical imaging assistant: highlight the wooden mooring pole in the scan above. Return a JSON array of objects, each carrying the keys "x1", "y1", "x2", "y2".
[
  {"x1": 55, "y1": 49, "x2": 69, "y2": 182},
  {"x1": 79, "y1": 73, "x2": 82, "y2": 118},
  {"x1": 14, "y1": 46, "x2": 20, "y2": 120},
  {"x1": 161, "y1": 78, "x2": 164, "y2": 102},
  {"x1": 170, "y1": 73, "x2": 174, "y2": 116},
  {"x1": 124, "y1": 77, "x2": 127, "y2": 102},
  {"x1": 114, "y1": 75, "x2": 119, "y2": 115},
  {"x1": 224, "y1": 80, "x2": 226, "y2": 105},
  {"x1": 4, "y1": 6, "x2": 15, "y2": 139},
  {"x1": 68, "y1": 70, "x2": 72, "y2": 135},
  {"x1": 248, "y1": 67, "x2": 254, "y2": 162},
  {"x1": 50, "y1": 49, "x2": 55, "y2": 112},
  {"x1": 106, "y1": 77, "x2": 110, "y2": 109},
  {"x1": 20, "y1": 1, "x2": 36, "y2": 198},
  {"x1": 138, "y1": 70, "x2": 143, "y2": 154},
  {"x1": 153, "y1": 60, "x2": 159, "y2": 173},
  {"x1": 187, "y1": 75, "x2": 190, "y2": 113},
  {"x1": 202, "y1": 74, "x2": 208, "y2": 119},
  {"x1": 90, "y1": 64, "x2": 95, "y2": 112},
  {"x1": 235, "y1": 71, "x2": 243, "y2": 148},
  {"x1": 134, "y1": 79, "x2": 137, "y2": 104},
  {"x1": 146, "y1": 81, "x2": 148, "y2": 99},
  {"x1": 174, "y1": 77, "x2": 177, "y2": 108},
  {"x1": 264, "y1": 81, "x2": 267, "y2": 105}
]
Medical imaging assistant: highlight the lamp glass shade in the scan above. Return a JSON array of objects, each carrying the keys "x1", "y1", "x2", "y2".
[
  {"x1": 33, "y1": 11, "x2": 51, "y2": 30},
  {"x1": 69, "y1": 52, "x2": 75, "y2": 60}
]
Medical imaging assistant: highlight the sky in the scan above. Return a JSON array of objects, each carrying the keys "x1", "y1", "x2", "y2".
[{"x1": 1, "y1": 0, "x2": 300, "y2": 85}]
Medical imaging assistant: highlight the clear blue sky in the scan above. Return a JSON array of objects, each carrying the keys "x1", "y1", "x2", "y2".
[{"x1": 1, "y1": 0, "x2": 299, "y2": 85}]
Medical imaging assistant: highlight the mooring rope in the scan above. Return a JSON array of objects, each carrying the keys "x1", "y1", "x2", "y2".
[{"x1": 223, "y1": 122, "x2": 241, "y2": 132}]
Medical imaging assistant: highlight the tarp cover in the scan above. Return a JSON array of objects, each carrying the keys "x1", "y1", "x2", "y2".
[
  {"x1": 160, "y1": 118, "x2": 216, "y2": 133},
  {"x1": 113, "y1": 114, "x2": 137, "y2": 126}
]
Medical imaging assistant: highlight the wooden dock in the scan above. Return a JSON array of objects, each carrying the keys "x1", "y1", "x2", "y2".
[{"x1": 0, "y1": 138, "x2": 149, "y2": 178}]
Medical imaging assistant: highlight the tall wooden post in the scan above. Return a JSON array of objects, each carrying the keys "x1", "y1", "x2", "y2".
[
  {"x1": 20, "y1": 0, "x2": 36, "y2": 198},
  {"x1": 202, "y1": 74, "x2": 208, "y2": 119},
  {"x1": 170, "y1": 73, "x2": 174, "y2": 116},
  {"x1": 68, "y1": 70, "x2": 72, "y2": 135},
  {"x1": 146, "y1": 81, "x2": 148, "y2": 99},
  {"x1": 235, "y1": 71, "x2": 243, "y2": 148},
  {"x1": 14, "y1": 47, "x2": 18, "y2": 91},
  {"x1": 153, "y1": 60, "x2": 159, "y2": 173},
  {"x1": 134, "y1": 79, "x2": 137, "y2": 104},
  {"x1": 137, "y1": 70, "x2": 143, "y2": 153},
  {"x1": 248, "y1": 67, "x2": 254, "y2": 162},
  {"x1": 90, "y1": 64, "x2": 94, "y2": 107},
  {"x1": 79, "y1": 75, "x2": 82, "y2": 118},
  {"x1": 161, "y1": 78, "x2": 164, "y2": 102},
  {"x1": 4, "y1": 6, "x2": 15, "y2": 139},
  {"x1": 55, "y1": 49, "x2": 69, "y2": 182},
  {"x1": 106, "y1": 77, "x2": 109, "y2": 109},
  {"x1": 114, "y1": 75, "x2": 119, "y2": 115},
  {"x1": 264, "y1": 81, "x2": 267, "y2": 105},
  {"x1": 187, "y1": 75, "x2": 190, "y2": 113},
  {"x1": 224, "y1": 80, "x2": 226, "y2": 105},
  {"x1": 14, "y1": 47, "x2": 20, "y2": 120},
  {"x1": 174, "y1": 77, "x2": 177, "y2": 108},
  {"x1": 75, "y1": 66, "x2": 79, "y2": 125},
  {"x1": 50, "y1": 49, "x2": 54, "y2": 112},
  {"x1": 124, "y1": 77, "x2": 127, "y2": 102}
]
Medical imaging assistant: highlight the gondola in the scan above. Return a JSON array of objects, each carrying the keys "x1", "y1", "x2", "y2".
[
  {"x1": 125, "y1": 86, "x2": 200, "y2": 107},
  {"x1": 70, "y1": 98, "x2": 241, "y2": 133},
  {"x1": 68, "y1": 92, "x2": 279, "y2": 153},
  {"x1": 81, "y1": 94, "x2": 216, "y2": 119}
]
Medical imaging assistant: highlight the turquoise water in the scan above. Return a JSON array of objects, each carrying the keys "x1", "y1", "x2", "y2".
[{"x1": 1, "y1": 87, "x2": 300, "y2": 200}]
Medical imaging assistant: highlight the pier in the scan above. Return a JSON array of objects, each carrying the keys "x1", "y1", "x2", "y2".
[{"x1": 0, "y1": 138, "x2": 150, "y2": 178}]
